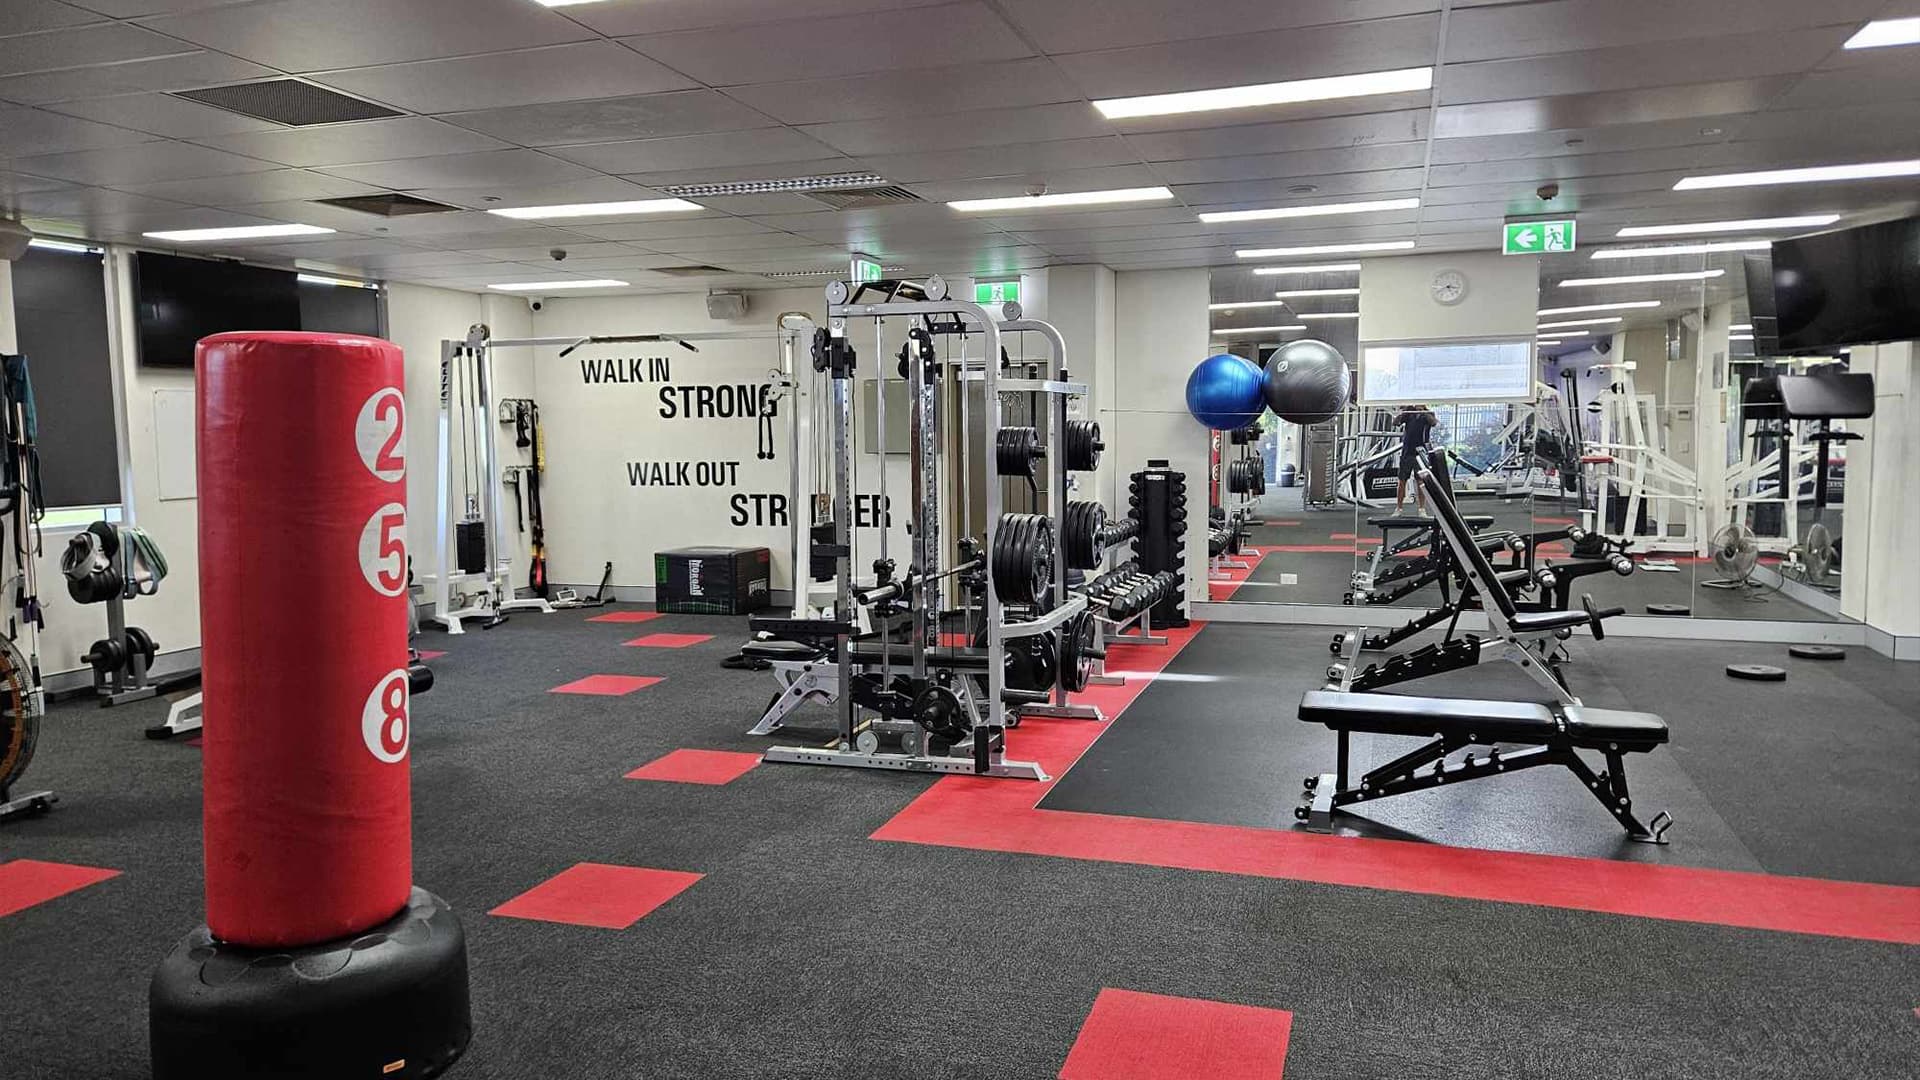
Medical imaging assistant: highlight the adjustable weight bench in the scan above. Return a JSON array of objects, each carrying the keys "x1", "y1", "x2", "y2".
[{"x1": 1295, "y1": 689, "x2": 1673, "y2": 842}]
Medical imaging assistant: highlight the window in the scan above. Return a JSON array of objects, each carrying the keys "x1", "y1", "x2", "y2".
[{"x1": 11, "y1": 245, "x2": 121, "y2": 510}]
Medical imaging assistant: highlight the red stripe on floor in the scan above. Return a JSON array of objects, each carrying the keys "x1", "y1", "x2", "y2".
[
  {"x1": 626, "y1": 749, "x2": 760, "y2": 785},
  {"x1": 587, "y1": 611, "x2": 663, "y2": 624},
  {"x1": 1209, "y1": 549, "x2": 1270, "y2": 601},
  {"x1": 491, "y1": 862, "x2": 702, "y2": 929},
  {"x1": 1268, "y1": 544, "x2": 1367, "y2": 554},
  {"x1": 873, "y1": 625, "x2": 1920, "y2": 945},
  {"x1": 416, "y1": 649, "x2": 447, "y2": 661},
  {"x1": 1060, "y1": 989, "x2": 1292, "y2": 1080},
  {"x1": 550, "y1": 674, "x2": 664, "y2": 696},
  {"x1": 0, "y1": 859, "x2": 120, "y2": 918},
  {"x1": 624, "y1": 632, "x2": 713, "y2": 648},
  {"x1": 1535, "y1": 516, "x2": 1576, "y2": 525}
]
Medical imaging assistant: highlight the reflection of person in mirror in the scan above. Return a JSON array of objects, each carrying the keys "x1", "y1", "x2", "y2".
[{"x1": 1393, "y1": 404, "x2": 1437, "y2": 514}]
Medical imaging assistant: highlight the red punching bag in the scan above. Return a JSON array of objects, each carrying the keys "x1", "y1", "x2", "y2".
[{"x1": 197, "y1": 331, "x2": 413, "y2": 948}]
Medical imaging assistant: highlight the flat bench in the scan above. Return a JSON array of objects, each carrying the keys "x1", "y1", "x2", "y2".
[{"x1": 1295, "y1": 690, "x2": 1672, "y2": 842}]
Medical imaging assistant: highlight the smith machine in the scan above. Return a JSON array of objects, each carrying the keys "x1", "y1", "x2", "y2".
[{"x1": 754, "y1": 275, "x2": 1103, "y2": 780}]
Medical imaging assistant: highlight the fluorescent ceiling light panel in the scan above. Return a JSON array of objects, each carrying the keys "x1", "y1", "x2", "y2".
[
  {"x1": 1208, "y1": 300, "x2": 1293, "y2": 311},
  {"x1": 143, "y1": 223, "x2": 333, "y2": 241},
  {"x1": 531, "y1": 1, "x2": 607, "y2": 7},
  {"x1": 1730, "y1": 334, "x2": 1755, "y2": 341},
  {"x1": 1236, "y1": 241, "x2": 1414, "y2": 258},
  {"x1": 1845, "y1": 17, "x2": 1920, "y2": 49},
  {"x1": 1212, "y1": 325, "x2": 1308, "y2": 335},
  {"x1": 1537, "y1": 301, "x2": 1660, "y2": 315},
  {"x1": 1296, "y1": 312, "x2": 1359, "y2": 320},
  {"x1": 1272, "y1": 288, "x2": 1360, "y2": 298},
  {"x1": 488, "y1": 279, "x2": 629, "y2": 291},
  {"x1": 948, "y1": 187, "x2": 1172, "y2": 212},
  {"x1": 1094, "y1": 66, "x2": 1432, "y2": 120},
  {"x1": 488, "y1": 198, "x2": 701, "y2": 220},
  {"x1": 1538, "y1": 317, "x2": 1624, "y2": 330},
  {"x1": 1615, "y1": 215, "x2": 1838, "y2": 237},
  {"x1": 1250, "y1": 262, "x2": 1363, "y2": 276},
  {"x1": 1590, "y1": 240, "x2": 1771, "y2": 259},
  {"x1": 1731, "y1": 324, "x2": 1753, "y2": 331},
  {"x1": 1197, "y1": 197, "x2": 1418, "y2": 224},
  {"x1": 27, "y1": 238, "x2": 97, "y2": 254},
  {"x1": 1675, "y1": 160, "x2": 1920, "y2": 190},
  {"x1": 1557, "y1": 270, "x2": 1725, "y2": 287},
  {"x1": 297, "y1": 273, "x2": 376, "y2": 288}
]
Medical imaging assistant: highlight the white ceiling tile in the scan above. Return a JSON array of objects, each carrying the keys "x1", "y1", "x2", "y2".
[
  {"x1": 1149, "y1": 142, "x2": 1430, "y2": 185},
  {"x1": 564, "y1": 217, "x2": 776, "y2": 243},
  {"x1": 464, "y1": 242, "x2": 646, "y2": 262},
  {"x1": 0, "y1": 51, "x2": 275, "y2": 105},
  {"x1": 553, "y1": 127, "x2": 845, "y2": 174},
  {"x1": 9, "y1": 185, "x2": 188, "y2": 218},
  {"x1": 1175, "y1": 172, "x2": 1426, "y2": 206},
  {"x1": 613, "y1": 157, "x2": 853, "y2": 190},
  {"x1": 45, "y1": 92, "x2": 285, "y2": 137},
  {"x1": 685, "y1": 192, "x2": 835, "y2": 215},
  {"x1": 313, "y1": 41, "x2": 696, "y2": 115},
  {"x1": 995, "y1": 0, "x2": 1439, "y2": 52},
  {"x1": 1444, "y1": 0, "x2": 1884, "y2": 63},
  {"x1": 1050, "y1": 15, "x2": 1439, "y2": 99},
  {"x1": 191, "y1": 117, "x2": 512, "y2": 168},
  {"x1": 801, "y1": 102, "x2": 1109, "y2": 156},
  {"x1": 54, "y1": 0, "x2": 243, "y2": 14},
  {"x1": 1440, "y1": 28, "x2": 1849, "y2": 106},
  {"x1": 1773, "y1": 52, "x2": 1920, "y2": 111},
  {"x1": 8, "y1": 139, "x2": 278, "y2": 185},
  {"x1": 906, "y1": 165, "x2": 1166, "y2": 203},
  {"x1": 0, "y1": 106, "x2": 160, "y2": 155},
  {"x1": 319, "y1": 149, "x2": 604, "y2": 190},
  {"x1": 139, "y1": 0, "x2": 596, "y2": 73},
  {"x1": 967, "y1": 206, "x2": 1200, "y2": 231},
  {"x1": 619, "y1": 2, "x2": 1031, "y2": 86},
  {"x1": 725, "y1": 57, "x2": 1079, "y2": 126},
  {"x1": 405, "y1": 177, "x2": 670, "y2": 211},
  {"x1": 439, "y1": 91, "x2": 776, "y2": 148},
  {"x1": 115, "y1": 168, "x2": 383, "y2": 206},
  {"x1": 0, "y1": 1, "x2": 106, "y2": 36},
  {"x1": 241, "y1": 237, "x2": 435, "y2": 259},
  {"x1": 856, "y1": 138, "x2": 1139, "y2": 184},
  {"x1": 560, "y1": 0, "x2": 948, "y2": 36},
  {"x1": 1434, "y1": 79, "x2": 1797, "y2": 139},
  {"x1": 0, "y1": 22, "x2": 195, "y2": 77},
  {"x1": 650, "y1": 232, "x2": 825, "y2": 255},
  {"x1": 1126, "y1": 109, "x2": 1429, "y2": 165},
  {"x1": 0, "y1": 171, "x2": 73, "y2": 202},
  {"x1": 70, "y1": 205, "x2": 289, "y2": 233}
]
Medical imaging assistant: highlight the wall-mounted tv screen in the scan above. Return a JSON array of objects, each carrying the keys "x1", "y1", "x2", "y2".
[
  {"x1": 133, "y1": 251, "x2": 301, "y2": 366},
  {"x1": 1771, "y1": 217, "x2": 1920, "y2": 353}
]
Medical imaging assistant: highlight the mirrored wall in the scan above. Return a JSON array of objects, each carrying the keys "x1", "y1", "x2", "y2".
[{"x1": 1205, "y1": 243, "x2": 1856, "y2": 626}]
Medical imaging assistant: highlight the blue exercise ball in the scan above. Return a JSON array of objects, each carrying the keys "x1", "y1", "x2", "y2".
[
  {"x1": 1185, "y1": 353, "x2": 1266, "y2": 430},
  {"x1": 1262, "y1": 338, "x2": 1350, "y2": 425}
]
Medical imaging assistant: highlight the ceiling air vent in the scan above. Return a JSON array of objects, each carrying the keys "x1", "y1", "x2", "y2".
[
  {"x1": 652, "y1": 264, "x2": 732, "y2": 277},
  {"x1": 315, "y1": 193, "x2": 461, "y2": 217},
  {"x1": 172, "y1": 79, "x2": 402, "y2": 126},
  {"x1": 802, "y1": 185, "x2": 924, "y2": 211}
]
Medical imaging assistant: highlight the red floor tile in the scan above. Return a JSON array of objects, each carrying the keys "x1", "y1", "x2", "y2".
[
  {"x1": 623, "y1": 632, "x2": 713, "y2": 649},
  {"x1": 549, "y1": 674, "x2": 664, "y2": 696},
  {"x1": 490, "y1": 862, "x2": 702, "y2": 929},
  {"x1": 1060, "y1": 989, "x2": 1293, "y2": 1080},
  {"x1": 587, "y1": 611, "x2": 663, "y2": 624},
  {"x1": 626, "y1": 749, "x2": 761, "y2": 785},
  {"x1": 0, "y1": 859, "x2": 121, "y2": 919}
]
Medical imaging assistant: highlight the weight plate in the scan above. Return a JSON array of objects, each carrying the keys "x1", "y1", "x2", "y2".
[
  {"x1": 1786, "y1": 644, "x2": 1845, "y2": 661},
  {"x1": 1725, "y1": 663, "x2": 1787, "y2": 682},
  {"x1": 1645, "y1": 603, "x2": 1691, "y2": 616}
]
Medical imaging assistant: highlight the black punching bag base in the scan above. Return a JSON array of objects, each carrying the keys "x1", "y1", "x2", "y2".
[{"x1": 150, "y1": 886, "x2": 472, "y2": 1080}]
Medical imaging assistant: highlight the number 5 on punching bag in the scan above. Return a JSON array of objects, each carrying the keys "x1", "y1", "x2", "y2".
[{"x1": 150, "y1": 332, "x2": 472, "y2": 1080}]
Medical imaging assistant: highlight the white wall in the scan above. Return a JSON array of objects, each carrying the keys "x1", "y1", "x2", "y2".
[
  {"x1": 1841, "y1": 341, "x2": 1917, "y2": 642},
  {"x1": 1112, "y1": 268, "x2": 1212, "y2": 607},
  {"x1": 1358, "y1": 252, "x2": 1539, "y2": 344}
]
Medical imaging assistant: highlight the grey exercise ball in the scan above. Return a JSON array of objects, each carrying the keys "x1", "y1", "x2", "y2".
[{"x1": 1261, "y1": 339, "x2": 1351, "y2": 425}]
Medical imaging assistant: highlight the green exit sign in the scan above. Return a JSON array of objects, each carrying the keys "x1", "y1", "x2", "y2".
[
  {"x1": 975, "y1": 279, "x2": 1020, "y2": 304},
  {"x1": 1503, "y1": 219, "x2": 1576, "y2": 255},
  {"x1": 851, "y1": 253, "x2": 883, "y2": 282}
]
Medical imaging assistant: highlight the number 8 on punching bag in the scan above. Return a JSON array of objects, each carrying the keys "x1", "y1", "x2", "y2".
[{"x1": 150, "y1": 332, "x2": 472, "y2": 1080}]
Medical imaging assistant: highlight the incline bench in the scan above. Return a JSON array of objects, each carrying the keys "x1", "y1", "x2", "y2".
[{"x1": 1295, "y1": 689, "x2": 1674, "y2": 843}]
